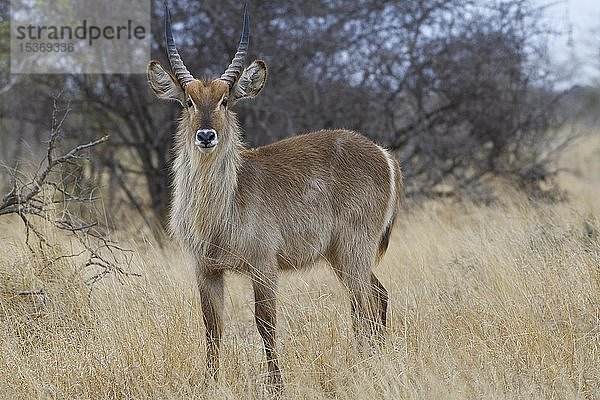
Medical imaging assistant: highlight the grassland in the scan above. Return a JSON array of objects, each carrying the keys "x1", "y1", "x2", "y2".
[{"x1": 0, "y1": 132, "x2": 599, "y2": 399}]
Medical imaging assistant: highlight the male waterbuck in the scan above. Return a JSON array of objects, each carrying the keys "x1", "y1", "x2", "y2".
[{"x1": 147, "y1": 3, "x2": 402, "y2": 389}]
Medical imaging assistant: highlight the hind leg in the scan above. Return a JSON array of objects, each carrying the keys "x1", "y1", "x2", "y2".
[
  {"x1": 371, "y1": 272, "x2": 388, "y2": 332},
  {"x1": 331, "y1": 257, "x2": 381, "y2": 341}
]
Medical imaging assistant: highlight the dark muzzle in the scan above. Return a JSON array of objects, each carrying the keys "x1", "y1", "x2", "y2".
[{"x1": 196, "y1": 129, "x2": 217, "y2": 147}]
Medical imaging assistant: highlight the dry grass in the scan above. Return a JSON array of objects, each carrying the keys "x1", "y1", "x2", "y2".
[{"x1": 1, "y1": 131, "x2": 599, "y2": 399}]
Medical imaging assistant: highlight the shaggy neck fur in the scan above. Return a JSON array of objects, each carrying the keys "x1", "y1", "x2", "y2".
[{"x1": 170, "y1": 112, "x2": 243, "y2": 257}]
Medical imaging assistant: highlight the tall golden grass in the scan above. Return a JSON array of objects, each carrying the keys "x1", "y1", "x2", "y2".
[{"x1": 0, "y1": 132, "x2": 599, "y2": 399}]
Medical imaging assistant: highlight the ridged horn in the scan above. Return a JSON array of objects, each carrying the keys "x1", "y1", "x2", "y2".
[
  {"x1": 164, "y1": 2, "x2": 195, "y2": 88},
  {"x1": 219, "y1": 3, "x2": 249, "y2": 87}
]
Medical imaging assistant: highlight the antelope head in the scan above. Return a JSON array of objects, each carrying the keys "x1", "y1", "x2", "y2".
[{"x1": 147, "y1": 3, "x2": 267, "y2": 154}]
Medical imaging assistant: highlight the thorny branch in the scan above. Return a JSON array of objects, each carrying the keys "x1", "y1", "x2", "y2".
[{"x1": 0, "y1": 94, "x2": 140, "y2": 286}]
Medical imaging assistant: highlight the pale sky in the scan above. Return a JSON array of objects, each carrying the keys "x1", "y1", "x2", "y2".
[{"x1": 533, "y1": 0, "x2": 600, "y2": 85}]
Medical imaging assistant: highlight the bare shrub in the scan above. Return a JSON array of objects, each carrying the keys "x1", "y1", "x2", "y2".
[{"x1": 0, "y1": 94, "x2": 137, "y2": 287}]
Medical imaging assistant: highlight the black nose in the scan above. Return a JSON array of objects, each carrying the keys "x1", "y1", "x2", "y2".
[{"x1": 196, "y1": 129, "x2": 216, "y2": 144}]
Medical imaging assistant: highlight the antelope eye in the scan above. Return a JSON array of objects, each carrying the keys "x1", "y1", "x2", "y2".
[
  {"x1": 221, "y1": 97, "x2": 228, "y2": 108},
  {"x1": 186, "y1": 98, "x2": 193, "y2": 108}
]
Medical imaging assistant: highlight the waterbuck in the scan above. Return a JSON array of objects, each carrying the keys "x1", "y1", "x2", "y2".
[{"x1": 146, "y1": 3, "x2": 403, "y2": 389}]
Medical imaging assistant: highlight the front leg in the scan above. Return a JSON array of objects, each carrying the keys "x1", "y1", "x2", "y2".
[
  {"x1": 197, "y1": 270, "x2": 224, "y2": 382},
  {"x1": 252, "y1": 273, "x2": 282, "y2": 391}
]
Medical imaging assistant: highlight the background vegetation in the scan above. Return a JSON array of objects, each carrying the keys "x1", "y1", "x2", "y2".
[
  {"x1": 0, "y1": 0, "x2": 571, "y2": 231},
  {"x1": 1, "y1": 0, "x2": 599, "y2": 398}
]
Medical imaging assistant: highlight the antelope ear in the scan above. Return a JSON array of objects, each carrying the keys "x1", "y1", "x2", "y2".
[
  {"x1": 147, "y1": 60, "x2": 185, "y2": 106},
  {"x1": 230, "y1": 60, "x2": 267, "y2": 106}
]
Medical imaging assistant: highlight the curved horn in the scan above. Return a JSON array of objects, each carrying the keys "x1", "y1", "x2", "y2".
[
  {"x1": 219, "y1": 3, "x2": 249, "y2": 87},
  {"x1": 164, "y1": 2, "x2": 195, "y2": 88}
]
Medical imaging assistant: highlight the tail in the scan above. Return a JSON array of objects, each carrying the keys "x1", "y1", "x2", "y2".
[
  {"x1": 376, "y1": 159, "x2": 403, "y2": 262},
  {"x1": 376, "y1": 216, "x2": 395, "y2": 261}
]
